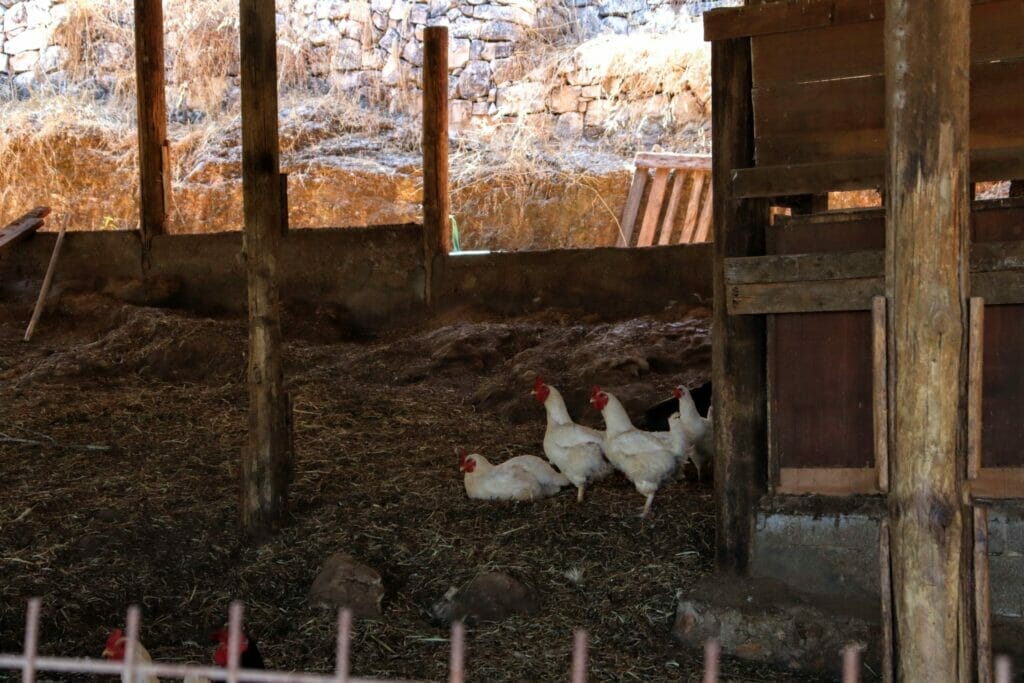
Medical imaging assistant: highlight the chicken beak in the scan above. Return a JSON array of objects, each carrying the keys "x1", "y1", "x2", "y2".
[{"x1": 101, "y1": 648, "x2": 113, "y2": 658}]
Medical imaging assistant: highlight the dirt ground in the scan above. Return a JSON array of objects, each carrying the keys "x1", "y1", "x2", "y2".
[{"x1": 0, "y1": 295, "x2": 820, "y2": 682}]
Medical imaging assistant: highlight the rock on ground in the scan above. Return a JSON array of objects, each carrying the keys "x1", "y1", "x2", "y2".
[
  {"x1": 308, "y1": 552, "x2": 385, "y2": 618},
  {"x1": 431, "y1": 571, "x2": 538, "y2": 625}
]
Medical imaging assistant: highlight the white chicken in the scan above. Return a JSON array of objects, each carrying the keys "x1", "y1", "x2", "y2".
[
  {"x1": 102, "y1": 629, "x2": 159, "y2": 683},
  {"x1": 532, "y1": 377, "x2": 613, "y2": 502},
  {"x1": 590, "y1": 386, "x2": 677, "y2": 516},
  {"x1": 673, "y1": 385, "x2": 713, "y2": 480},
  {"x1": 459, "y1": 448, "x2": 570, "y2": 501}
]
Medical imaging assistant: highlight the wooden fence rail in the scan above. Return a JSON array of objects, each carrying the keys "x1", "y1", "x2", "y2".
[{"x1": 618, "y1": 153, "x2": 713, "y2": 247}]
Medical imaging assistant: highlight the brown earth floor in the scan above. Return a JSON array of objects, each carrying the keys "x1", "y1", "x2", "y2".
[{"x1": 0, "y1": 296, "x2": 823, "y2": 682}]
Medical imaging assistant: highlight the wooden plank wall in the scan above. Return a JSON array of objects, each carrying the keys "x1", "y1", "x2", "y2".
[{"x1": 748, "y1": 0, "x2": 1024, "y2": 165}]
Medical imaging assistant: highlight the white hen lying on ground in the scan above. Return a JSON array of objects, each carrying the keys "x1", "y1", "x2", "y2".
[
  {"x1": 533, "y1": 377, "x2": 613, "y2": 502},
  {"x1": 459, "y1": 448, "x2": 570, "y2": 501},
  {"x1": 590, "y1": 386, "x2": 678, "y2": 516}
]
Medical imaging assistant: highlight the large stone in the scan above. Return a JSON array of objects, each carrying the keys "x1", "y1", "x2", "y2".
[
  {"x1": 39, "y1": 44, "x2": 64, "y2": 72},
  {"x1": 332, "y1": 38, "x2": 363, "y2": 70},
  {"x1": 495, "y1": 81, "x2": 545, "y2": 114},
  {"x1": 4, "y1": 26, "x2": 46, "y2": 54},
  {"x1": 309, "y1": 19, "x2": 340, "y2": 46},
  {"x1": 598, "y1": 0, "x2": 645, "y2": 16},
  {"x1": 480, "y1": 41, "x2": 512, "y2": 60},
  {"x1": 409, "y1": 3, "x2": 428, "y2": 23},
  {"x1": 449, "y1": 99, "x2": 472, "y2": 133},
  {"x1": 584, "y1": 97, "x2": 613, "y2": 128},
  {"x1": 490, "y1": 56, "x2": 517, "y2": 85},
  {"x1": 457, "y1": 59, "x2": 490, "y2": 99},
  {"x1": 449, "y1": 16, "x2": 481, "y2": 39},
  {"x1": 308, "y1": 553, "x2": 384, "y2": 619},
  {"x1": 3, "y1": 1, "x2": 27, "y2": 32},
  {"x1": 480, "y1": 20, "x2": 525, "y2": 41},
  {"x1": 402, "y1": 39, "x2": 422, "y2": 66},
  {"x1": 554, "y1": 112, "x2": 583, "y2": 139},
  {"x1": 0, "y1": 54, "x2": 7, "y2": 73},
  {"x1": 548, "y1": 84, "x2": 579, "y2": 114},
  {"x1": 9, "y1": 49, "x2": 38, "y2": 72},
  {"x1": 473, "y1": 4, "x2": 532, "y2": 24},
  {"x1": 673, "y1": 576, "x2": 878, "y2": 675},
  {"x1": 315, "y1": 0, "x2": 348, "y2": 19},
  {"x1": 448, "y1": 37, "x2": 470, "y2": 69},
  {"x1": 603, "y1": 15, "x2": 629, "y2": 33},
  {"x1": 430, "y1": 572, "x2": 538, "y2": 625}
]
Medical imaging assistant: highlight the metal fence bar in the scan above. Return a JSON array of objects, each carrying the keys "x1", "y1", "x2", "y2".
[
  {"x1": 842, "y1": 645, "x2": 860, "y2": 683},
  {"x1": 570, "y1": 630, "x2": 587, "y2": 683},
  {"x1": 336, "y1": 608, "x2": 353, "y2": 683},
  {"x1": 703, "y1": 639, "x2": 719, "y2": 683},
  {"x1": 21, "y1": 598, "x2": 39, "y2": 683},
  {"x1": 995, "y1": 655, "x2": 1012, "y2": 683},
  {"x1": 228, "y1": 601, "x2": 244, "y2": 683},
  {"x1": 123, "y1": 605, "x2": 141, "y2": 683},
  {"x1": 448, "y1": 621, "x2": 464, "y2": 683}
]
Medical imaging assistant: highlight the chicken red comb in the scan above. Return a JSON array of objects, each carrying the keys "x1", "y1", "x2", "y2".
[
  {"x1": 533, "y1": 376, "x2": 545, "y2": 390},
  {"x1": 672, "y1": 386, "x2": 684, "y2": 399},
  {"x1": 105, "y1": 629, "x2": 123, "y2": 651},
  {"x1": 457, "y1": 447, "x2": 468, "y2": 463},
  {"x1": 591, "y1": 385, "x2": 602, "y2": 397}
]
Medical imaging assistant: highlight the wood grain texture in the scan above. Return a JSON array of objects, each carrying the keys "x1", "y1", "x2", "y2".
[
  {"x1": 637, "y1": 167, "x2": 669, "y2": 247},
  {"x1": 880, "y1": 518, "x2": 894, "y2": 683},
  {"x1": 0, "y1": 206, "x2": 49, "y2": 251},
  {"x1": 695, "y1": 185, "x2": 715, "y2": 242},
  {"x1": 658, "y1": 171, "x2": 686, "y2": 245},
  {"x1": 240, "y1": 0, "x2": 291, "y2": 541},
  {"x1": 680, "y1": 171, "x2": 706, "y2": 243},
  {"x1": 873, "y1": 296, "x2": 889, "y2": 493},
  {"x1": 970, "y1": 468, "x2": 1024, "y2": 497},
  {"x1": 23, "y1": 214, "x2": 68, "y2": 343},
  {"x1": 975, "y1": 506, "x2": 993, "y2": 683},
  {"x1": 711, "y1": 37, "x2": 769, "y2": 574},
  {"x1": 618, "y1": 169, "x2": 648, "y2": 247},
  {"x1": 634, "y1": 152, "x2": 711, "y2": 170},
  {"x1": 704, "y1": 0, "x2": 885, "y2": 41},
  {"x1": 422, "y1": 26, "x2": 449, "y2": 303},
  {"x1": 776, "y1": 468, "x2": 877, "y2": 495},
  {"x1": 134, "y1": 0, "x2": 168, "y2": 243},
  {"x1": 968, "y1": 298, "x2": 985, "y2": 480},
  {"x1": 884, "y1": 1, "x2": 973, "y2": 677}
]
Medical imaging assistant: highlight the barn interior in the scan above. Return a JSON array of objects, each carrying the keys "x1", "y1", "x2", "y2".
[{"x1": 2, "y1": 0, "x2": 1023, "y2": 680}]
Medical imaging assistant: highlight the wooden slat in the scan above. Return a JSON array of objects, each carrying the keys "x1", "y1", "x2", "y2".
[
  {"x1": 679, "y1": 171, "x2": 706, "y2": 243},
  {"x1": 694, "y1": 184, "x2": 714, "y2": 243},
  {"x1": 880, "y1": 518, "x2": 894, "y2": 683},
  {"x1": 735, "y1": 147, "x2": 1024, "y2": 199},
  {"x1": 970, "y1": 468, "x2": 1024, "y2": 498},
  {"x1": 617, "y1": 169, "x2": 648, "y2": 247},
  {"x1": 0, "y1": 207, "x2": 50, "y2": 251},
  {"x1": 975, "y1": 506, "x2": 993, "y2": 683},
  {"x1": 968, "y1": 298, "x2": 985, "y2": 480},
  {"x1": 730, "y1": 278, "x2": 882, "y2": 314},
  {"x1": 703, "y1": 0, "x2": 885, "y2": 42},
  {"x1": 751, "y1": 1, "x2": 1024, "y2": 88},
  {"x1": 872, "y1": 296, "x2": 889, "y2": 493},
  {"x1": 776, "y1": 467, "x2": 878, "y2": 495},
  {"x1": 753, "y1": 60, "x2": 1024, "y2": 167},
  {"x1": 637, "y1": 168, "x2": 670, "y2": 247},
  {"x1": 726, "y1": 249, "x2": 883, "y2": 285},
  {"x1": 658, "y1": 171, "x2": 686, "y2": 246},
  {"x1": 634, "y1": 152, "x2": 711, "y2": 171}
]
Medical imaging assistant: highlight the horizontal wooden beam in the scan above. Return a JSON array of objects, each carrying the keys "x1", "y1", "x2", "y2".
[
  {"x1": 634, "y1": 152, "x2": 711, "y2": 171},
  {"x1": 0, "y1": 206, "x2": 51, "y2": 251},
  {"x1": 704, "y1": 0, "x2": 1000, "y2": 42},
  {"x1": 726, "y1": 242, "x2": 1024, "y2": 313},
  {"x1": 970, "y1": 468, "x2": 1024, "y2": 499},
  {"x1": 777, "y1": 467, "x2": 879, "y2": 495},
  {"x1": 732, "y1": 147, "x2": 1024, "y2": 199}
]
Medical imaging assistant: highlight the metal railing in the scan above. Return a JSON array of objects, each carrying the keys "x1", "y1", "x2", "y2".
[{"x1": 0, "y1": 599, "x2": 1016, "y2": 682}]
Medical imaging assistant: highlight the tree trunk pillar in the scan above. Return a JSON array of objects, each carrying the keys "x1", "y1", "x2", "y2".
[
  {"x1": 884, "y1": 0, "x2": 973, "y2": 679},
  {"x1": 422, "y1": 26, "x2": 450, "y2": 306},
  {"x1": 133, "y1": 0, "x2": 169, "y2": 248}
]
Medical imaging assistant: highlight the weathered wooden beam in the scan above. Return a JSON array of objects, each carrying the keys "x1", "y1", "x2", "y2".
[
  {"x1": 634, "y1": 152, "x2": 712, "y2": 171},
  {"x1": 134, "y1": 0, "x2": 169, "y2": 244},
  {"x1": 884, "y1": 0, "x2": 973, "y2": 679},
  {"x1": 711, "y1": 37, "x2": 769, "y2": 574},
  {"x1": 422, "y1": 26, "x2": 449, "y2": 304},
  {"x1": 725, "y1": 249, "x2": 884, "y2": 285},
  {"x1": 0, "y1": 206, "x2": 50, "y2": 251},
  {"x1": 872, "y1": 296, "x2": 889, "y2": 494},
  {"x1": 240, "y1": 0, "x2": 291, "y2": 541},
  {"x1": 704, "y1": 0, "x2": 886, "y2": 41},
  {"x1": 733, "y1": 147, "x2": 1024, "y2": 199},
  {"x1": 618, "y1": 168, "x2": 647, "y2": 247}
]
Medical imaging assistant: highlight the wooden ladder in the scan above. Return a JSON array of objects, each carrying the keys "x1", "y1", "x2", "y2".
[{"x1": 617, "y1": 152, "x2": 713, "y2": 247}]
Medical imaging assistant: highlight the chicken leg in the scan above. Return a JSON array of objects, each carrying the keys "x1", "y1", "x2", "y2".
[
  {"x1": 641, "y1": 493, "x2": 655, "y2": 517},
  {"x1": 577, "y1": 485, "x2": 585, "y2": 503}
]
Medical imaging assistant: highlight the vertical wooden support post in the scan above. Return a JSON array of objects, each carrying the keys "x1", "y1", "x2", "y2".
[
  {"x1": 134, "y1": 0, "x2": 169, "y2": 248},
  {"x1": 974, "y1": 506, "x2": 993, "y2": 683},
  {"x1": 710, "y1": 37, "x2": 769, "y2": 573},
  {"x1": 422, "y1": 26, "x2": 450, "y2": 306},
  {"x1": 872, "y1": 295, "x2": 889, "y2": 494},
  {"x1": 884, "y1": 0, "x2": 973, "y2": 679},
  {"x1": 240, "y1": 0, "x2": 291, "y2": 540}
]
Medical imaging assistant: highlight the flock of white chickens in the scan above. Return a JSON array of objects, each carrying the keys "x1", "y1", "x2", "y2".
[{"x1": 459, "y1": 378, "x2": 713, "y2": 516}]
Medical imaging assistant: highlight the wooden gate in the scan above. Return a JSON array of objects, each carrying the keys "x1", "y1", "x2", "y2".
[{"x1": 617, "y1": 153, "x2": 713, "y2": 247}]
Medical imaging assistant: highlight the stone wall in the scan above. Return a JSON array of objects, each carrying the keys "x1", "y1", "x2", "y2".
[{"x1": 1, "y1": 0, "x2": 728, "y2": 136}]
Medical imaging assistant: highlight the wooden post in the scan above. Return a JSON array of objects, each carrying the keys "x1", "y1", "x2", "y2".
[
  {"x1": 134, "y1": 0, "x2": 169, "y2": 245},
  {"x1": 422, "y1": 26, "x2": 450, "y2": 305},
  {"x1": 710, "y1": 37, "x2": 769, "y2": 573},
  {"x1": 884, "y1": 0, "x2": 973, "y2": 679},
  {"x1": 240, "y1": 0, "x2": 291, "y2": 540}
]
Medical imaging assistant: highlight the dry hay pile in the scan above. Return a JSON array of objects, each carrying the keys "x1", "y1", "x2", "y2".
[{"x1": 0, "y1": 300, "x2": 816, "y2": 682}]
